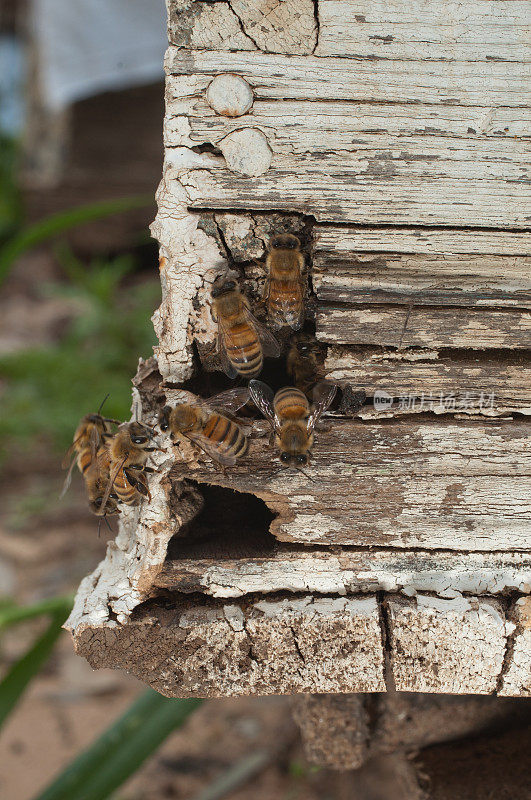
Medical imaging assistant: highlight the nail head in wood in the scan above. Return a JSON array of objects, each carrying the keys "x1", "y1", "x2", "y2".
[
  {"x1": 206, "y1": 73, "x2": 254, "y2": 117},
  {"x1": 219, "y1": 128, "x2": 273, "y2": 176}
]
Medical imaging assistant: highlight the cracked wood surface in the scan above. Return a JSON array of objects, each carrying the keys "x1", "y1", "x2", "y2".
[
  {"x1": 168, "y1": 418, "x2": 531, "y2": 550},
  {"x1": 74, "y1": 595, "x2": 386, "y2": 697},
  {"x1": 154, "y1": 549, "x2": 531, "y2": 599},
  {"x1": 68, "y1": 0, "x2": 531, "y2": 699}
]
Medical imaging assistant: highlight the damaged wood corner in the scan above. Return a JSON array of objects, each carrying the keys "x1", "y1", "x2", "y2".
[{"x1": 67, "y1": 0, "x2": 530, "y2": 709}]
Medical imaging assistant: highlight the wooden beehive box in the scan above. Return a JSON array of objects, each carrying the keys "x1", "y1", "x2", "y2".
[{"x1": 66, "y1": 0, "x2": 530, "y2": 701}]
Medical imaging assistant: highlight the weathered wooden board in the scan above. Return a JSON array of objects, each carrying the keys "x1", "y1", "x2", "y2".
[
  {"x1": 316, "y1": 0, "x2": 531, "y2": 61},
  {"x1": 168, "y1": 419, "x2": 531, "y2": 550},
  {"x1": 166, "y1": 50, "x2": 530, "y2": 107},
  {"x1": 313, "y1": 230, "x2": 531, "y2": 309},
  {"x1": 155, "y1": 548, "x2": 531, "y2": 598},
  {"x1": 387, "y1": 595, "x2": 512, "y2": 693},
  {"x1": 75, "y1": 595, "x2": 386, "y2": 697},
  {"x1": 173, "y1": 101, "x2": 531, "y2": 146},
  {"x1": 317, "y1": 305, "x2": 531, "y2": 348},
  {"x1": 167, "y1": 100, "x2": 530, "y2": 146},
  {"x1": 314, "y1": 228, "x2": 531, "y2": 256},
  {"x1": 169, "y1": 146, "x2": 530, "y2": 228},
  {"x1": 325, "y1": 346, "x2": 531, "y2": 416}
]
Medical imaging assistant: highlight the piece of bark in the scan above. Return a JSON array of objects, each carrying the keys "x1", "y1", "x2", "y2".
[
  {"x1": 74, "y1": 595, "x2": 386, "y2": 697},
  {"x1": 498, "y1": 595, "x2": 531, "y2": 696}
]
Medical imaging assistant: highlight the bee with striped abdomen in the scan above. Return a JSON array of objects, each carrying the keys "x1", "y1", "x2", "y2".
[
  {"x1": 100, "y1": 421, "x2": 157, "y2": 511},
  {"x1": 286, "y1": 332, "x2": 323, "y2": 397},
  {"x1": 61, "y1": 397, "x2": 120, "y2": 497},
  {"x1": 159, "y1": 388, "x2": 250, "y2": 468},
  {"x1": 85, "y1": 445, "x2": 120, "y2": 518},
  {"x1": 264, "y1": 234, "x2": 305, "y2": 330},
  {"x1": 249, "y1": 380, "x2": 336, "y2": 467},
  {"x1": 211, "y1": 278, "x2": 280, "y2": 379}
]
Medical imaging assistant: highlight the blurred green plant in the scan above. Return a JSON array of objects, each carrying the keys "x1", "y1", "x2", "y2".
[
  {"x1": 0, "y1": 595, "x2": 73, "y2": 729},
  {"x1": 0, "y1": 598, "x2": 202, "y2": 800},
  {"x1": 0, "y1": 245, "x2": 159, "y2": 462},
  {"x1": 0, "y1": 134, "x2": 22, "y2": 246}
]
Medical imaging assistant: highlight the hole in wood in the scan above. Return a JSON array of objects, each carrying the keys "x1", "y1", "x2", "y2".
[{"x1": 166, "y1": 482, "x2": 277, "y2": 560}]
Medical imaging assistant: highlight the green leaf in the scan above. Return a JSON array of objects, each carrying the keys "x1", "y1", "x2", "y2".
[
  {"x1": 0, "y1": 596, "x2": 73, "y2": 630},
  {"x1": 35, "y1": 690, "x2": 202, "y2": 800},
  {"x1": 0, "y1": 608, "x2": 69, "y2": 729},
  {"x1": 0, "y1": 194, "x2": 153, "y2": 285}
]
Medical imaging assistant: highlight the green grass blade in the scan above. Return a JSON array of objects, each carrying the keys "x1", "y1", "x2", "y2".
[
  {"x1": 0, "y1": 194, "x2": 153, "y2": 284},
  {"x1": 0, "y1": 596, "x2": 73, "y2": 630},
  {"x1": 35, "y1": 690, "x2": 202, "y2": 800},
  {"x1": 0, "y1": 609, "x2": 69, "y2": 729}
]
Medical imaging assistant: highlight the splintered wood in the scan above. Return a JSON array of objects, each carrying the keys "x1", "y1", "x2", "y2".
[{"x1": 67, "y1": 0, "x2": 530, "y2": 700}]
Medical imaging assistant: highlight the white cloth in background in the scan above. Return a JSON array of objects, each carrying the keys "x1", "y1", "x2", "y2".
[{"x1": 32, "y1": 0, "x2": 167, "y2": 111}]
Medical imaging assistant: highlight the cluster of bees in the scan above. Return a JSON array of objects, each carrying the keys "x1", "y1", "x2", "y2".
[{"x1": 64, "y1": 234, "x2": 336, "y2": 522}]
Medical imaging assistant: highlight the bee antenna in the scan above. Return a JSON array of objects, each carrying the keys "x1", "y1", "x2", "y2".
[
  {"x1": 97, "y1": 393, "x2": 110, "y2": 415},
  {"x1": 97, "y1": 518, "x2": 102, "y2": 538},
  {"x1": 297, "y1": 467, "x2": 316, "y2": 483}
]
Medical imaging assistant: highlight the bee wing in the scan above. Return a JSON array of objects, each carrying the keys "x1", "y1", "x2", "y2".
[
  {"x1": 249, "y1": 314, "x2": 281, "y2": 358},
  {"x1": 187, "y1": 432, "x2": 238, "y2": 467},
  {"x1": 59, "y1": 456, "x2": 77, "y2": 499},
  {"x1": 249, "y1": 380, "x2": 278, "y2": 431},
  {"x1": 201, "y1": 387, "x2": 250, "y2": 416},
  {"x1": 99, "y1": 456, "x2": 127, "y2": 515},
  {"x1": 306, "y1": 382, "x2": 337, "y2": 433},
  {"x1": 216, "y1": 330, "x2": 238, "y2": 379}
]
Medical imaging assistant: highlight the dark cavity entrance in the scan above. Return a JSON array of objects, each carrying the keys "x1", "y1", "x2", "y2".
[{"x1": 166, "y1": 482, "x2": 277, "y2": 561}]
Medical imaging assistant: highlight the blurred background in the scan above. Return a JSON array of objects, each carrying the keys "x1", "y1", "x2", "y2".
[
  {"x1": 0, "y1": 2, "x2": 350, "y2": 798},
  {"x1": 3, "y1": 4, "x2": 529, "y2": 800}
]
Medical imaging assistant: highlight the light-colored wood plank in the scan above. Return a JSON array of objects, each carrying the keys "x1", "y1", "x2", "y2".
[
  {"x1": 167, "y1": 99, "x2": 531, "y2": 144},
  {"x1": 314, "y1": 227, "x2": 531, "y2": 257},
  {"x1": 316, "y1": 0, "x2": 531, "y2": 62},
  {"x1": 169, "y1": 146, "x2": 529, "y2": 227},
  {"x1": 313, "y1": 253, "x2": 531, "y2": 308},
  {"x1": 317, "y1": 305, "x2": 531, "y2": 348},
  {"x1": 155, "y1": 549, "x2": 531, "y2": 598},
  {"x1": 169, "y1": 419, "x2": 531, "y2": 550},
  {"x1": 388, "y1": 595, "x2": 511, "y2": 693},
  {"x1": 325, "y1": 346, "x2": 531, "y2": 416},
  {"x1": 166, "y1": 49, "x2": 531, "y2": 107}
]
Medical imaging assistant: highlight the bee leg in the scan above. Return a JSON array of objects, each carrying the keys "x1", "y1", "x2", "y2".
[
  {"x1": 142, "y1": 466, "x2": 156, "y2": 473},
  {"x1": 144, "y1": 447, "x2": 157, "y2": 452}
]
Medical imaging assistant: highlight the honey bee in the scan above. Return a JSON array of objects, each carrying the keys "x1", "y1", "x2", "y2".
[
  {"x1": 264, "y1": 234, "x2": 306, "y2": 330},
  {"x1": 211, "y1": 278, "x2": 280, "y2": 379},
  {"x1": 100, "y1": 421, "x2": 157, "y2": 512},
  {"x1": 84, "y1": 445, "x2": 120, "y2": 517},
  {"x1": 286, "y1": 332, "x2": 324, "y2": 396},
  {"x1": 61, "y1": 398, "x2": 120, "y2": 497},
  {"x1": 159, "y1": 388, "x2": 250, "y2": 467},
  {"x1": 249, "y1": 380, "x2": 336, "y2": 467}
]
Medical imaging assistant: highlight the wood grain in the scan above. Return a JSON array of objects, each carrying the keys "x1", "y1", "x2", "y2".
[
  {"x1": 316, "y1": 0, "x2": 531, "y2": 62},
  {"x1": 325, "y1": 346, "x2": 531, "y2": 416},
  {"x1": 317, "y1": 305, "x2": 531, "y2": 348}
]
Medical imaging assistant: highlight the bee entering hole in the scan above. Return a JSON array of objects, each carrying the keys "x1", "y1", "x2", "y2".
[{"x1": 166, "y1": 482, "x2": 277, "y2": 560}]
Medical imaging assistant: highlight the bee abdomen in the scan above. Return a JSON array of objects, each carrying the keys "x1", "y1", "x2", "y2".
[
  {"x1": 274, "y1": 387, "x2": 310, "y2": 420},
  {"x1": 203, "y1": 414, "x2": 248, "y2": 458},
  {"x1": 224, "y1": 321, "x2": 263, "y2": 376}
]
